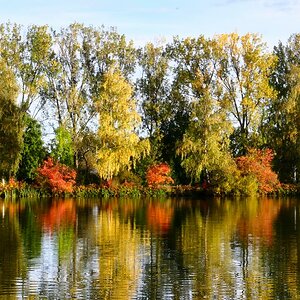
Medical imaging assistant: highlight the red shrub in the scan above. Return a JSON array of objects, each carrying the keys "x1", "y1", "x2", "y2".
[
  {"x1": 236, "y1": 149, "x2": 279, "y2": 193},
  {"x1": 37, "y1": 157, "x2": 76, "y2": 193},
  {"x1": 146, "y1": 163, "x2": 174, "y2": 187}
]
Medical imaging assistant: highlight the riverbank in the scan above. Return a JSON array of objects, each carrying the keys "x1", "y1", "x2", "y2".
[{"x1": 1, "y1": 182, "x2": 299, "y2": 200}]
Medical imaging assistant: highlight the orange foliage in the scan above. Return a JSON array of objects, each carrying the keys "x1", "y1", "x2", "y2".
[
  {"x1": 237, "y1": 198, "x2": 281, "y2": 246},
  {"x1": 37, "y1": 157, "x2": 76, "y2": 193},
  {"x1": 41, "y1": 200, "x2": 76, "y2": 232},
  {"x1": 147, "y1": 201, "x2": 174, "y2": 234},
  {"x1": 146, "y1": 163, "x2": 174, "y2": 187},
  {"x1": 236, "y1": 148, "x2": 279, "y2": 193}
]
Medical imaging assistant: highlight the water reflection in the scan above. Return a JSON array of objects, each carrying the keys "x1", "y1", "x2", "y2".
[{"x1": 0, "y1": 197, "x2": 299, "y2": 299}]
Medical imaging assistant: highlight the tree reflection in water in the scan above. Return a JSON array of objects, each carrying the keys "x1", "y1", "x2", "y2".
[{"x1": 0, "y1": 197, "x2": 299, "y2": 299}]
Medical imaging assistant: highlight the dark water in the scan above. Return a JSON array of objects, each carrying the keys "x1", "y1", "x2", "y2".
[{"x1": 0, "y1": 196, "x2": 299, "y2": 299}]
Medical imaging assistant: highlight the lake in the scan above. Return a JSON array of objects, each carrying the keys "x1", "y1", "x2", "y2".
[{"x1": 0, "y1": 196, "x2": 299, "y2": 299}]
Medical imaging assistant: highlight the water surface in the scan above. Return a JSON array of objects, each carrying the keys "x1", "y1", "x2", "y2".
[{"x1": 0, "y1": 196, "x2": 299, "y2": 299}]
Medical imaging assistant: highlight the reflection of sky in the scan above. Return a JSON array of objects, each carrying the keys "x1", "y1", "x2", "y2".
[
  {"x1": 27, "y1": 233, "x2": 66, "y2": 297},
  {"x1": 17, "y1": 226, "x2": 101, "y2": 298}
]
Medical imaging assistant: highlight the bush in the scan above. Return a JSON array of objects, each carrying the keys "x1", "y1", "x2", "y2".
[
  {"x1": 146, "y1": 163, "x2": 174, "y2": 187},
  {"x1": 236, "y1": 148, "x2": 279, "y2": 193},
  {"x1": 237, "y1": 175, "x2": 259, "y2": 196},
  {"x1": 36, "y1": 157, "x2": 76, "y2": 194}
]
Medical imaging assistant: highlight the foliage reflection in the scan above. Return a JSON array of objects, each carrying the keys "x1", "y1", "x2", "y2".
[{"x1": 0, "y1": 197, "x2": 299, "y2": 299}]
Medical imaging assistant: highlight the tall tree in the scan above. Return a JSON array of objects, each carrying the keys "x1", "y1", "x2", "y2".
[
  {"x1": 214, "y1": 33, "x2": 276, "y2": 155},
  {"x1": 135, "y1": 42, "x2": 171, "y2": 178},
  {"x1": 0, "y1": 60, "x2": 23, "y2": 179},
  {"x1": 95, "y1": 68, "x2": 149, "y2": 180},
  {"x1": 136, "y1": 42, "x2": 170, "y2": 139},
  {"x1": 43, "y1": 23, "x2": 137, "y2": 169},
  {"x1": 42, "y1": 23, "x2": 92, "y2": 168},
  {"x1": 267, "y1": 36, "x2": 300, "y2": 182},
  {"x1": 0, "y1": 23, "x2": 52, "y2": 115},
  {"x1": 173, "y1": 37, "x2": 235, "y2": 189}
]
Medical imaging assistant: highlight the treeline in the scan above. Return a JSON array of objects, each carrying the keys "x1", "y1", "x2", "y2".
[{"x1": 0, "y1": 22, "x2": 299, "y2": 195}]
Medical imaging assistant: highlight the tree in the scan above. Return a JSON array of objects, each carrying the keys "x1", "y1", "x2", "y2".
[
  {"x1": 164, "y1": 36, "x2": 212, "y2": 183},
  {"x1": 51, "y1": 124, "x2": 74, "y2": 167},
  {"x1": 135, "y1": 42, "x2": 172, "y2": 181},
  {"x1": 136, "y1": 42, "x2": 170, "y2": 139},
  {"x1": 0, "y1": 23, "x2": 52, "y2": 115},
  {"x1": 0, "y1": 23, "x2": 51, "y2": 179},
  {"x1": 42, "y1": 23, "x2": 94, "y2": 169},
  {"x1": 43, "y1": 23, "x2": 137, "y2": 169},
  {"x1": 95, "y1": 68, "x2": 149, "y2": 180},
  {"x1": 169, "y1": 36, "x2": 234, "y2": 188},
  {"x1": 17, "y1": 115, "x2": 46, "y2": 182},
  {"x1": 0, "y1": 59, "x2": 23, "y2": 179},
  {"x1": 266, "y1": 36, "x2": 300, "y2": 183},
  {"x1": 214, "y1": 33, "x2": 276, "y2": 155},
  {"x1": 177, "y1": 87, "x2": 236, "y2": 192}
]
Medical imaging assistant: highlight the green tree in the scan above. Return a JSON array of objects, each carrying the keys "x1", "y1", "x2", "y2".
[
  {"x1": 135, "y1": 42, "x2": 171, "y2": 180},
  {"x1": 17, "y1": 115, "x2": 46, "y2": 182},
  {"x1": 42, "y1": 23, "x2": 93, "y2": 168},
  {"x1": 169, "y1": 36, "x2": 234, "y2": 188},
  {"x1": 95, "y1": 68, "x2": 149, "y2": 180},
  {"x1": 0, "y1": 23, "x2": 51, "y2": 179},
  {"x1": 0, "y1": 60, "x2": 23, "y2": 179},
  {"x1": 162, "y1": 36, "x2": 211, "y2": 182},
  {"x1": 51, "y1": 124, "x2": 74, "y2": 167},
  {"x1": 136, "y1": 42, "x2": 170, "y2": 139},
  {"x1": 177, "y1": 70, "x2": 236, "y2": 192},
  {"x1": 267, "y1": 36, "x2": 300, "y2": 182}
]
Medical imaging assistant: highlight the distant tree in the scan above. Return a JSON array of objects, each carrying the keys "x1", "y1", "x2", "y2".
[
  {"x1": 136, "y1": 42, "x2": 170, "y2": 139},
  {"x1": 178, "y1": 97, "x2": 235, "y2": 189},
  {"x1": 165, "y1": 36, "x2": 211, "y2": 183},
  {"x1": 17, "y1": 115, "x2": 46, "y2": 182},
  {"x1": 170, "y1": 36, "x2": 233, "y2": 187},
  {"x1": 135, "y1": 42, "x2": 173, "y2": 181},
  {"x1": 42, "y1": 23, "x2": 137, "y2": 168}
]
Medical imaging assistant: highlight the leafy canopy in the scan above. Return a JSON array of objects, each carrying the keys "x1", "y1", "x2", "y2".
[{"x1": 95, "y1": 67, "x2": 150, "y2": 180}]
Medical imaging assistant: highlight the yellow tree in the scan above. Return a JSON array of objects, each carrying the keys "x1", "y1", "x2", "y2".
[
  {"x1": 174, "y1": 37, "x2": 236, "y2": 191},
  {"x1": 215, "y1": 33, "x2": 276, "y2": 155},
  {"x1": 95, "y1": 67, "x2": 149, "y2": 180},
  {"x1": 0, "y1": 59, "x2": 23, "y2": 178}
]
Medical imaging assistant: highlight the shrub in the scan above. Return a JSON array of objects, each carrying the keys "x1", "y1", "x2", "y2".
[
  {"x1": 236, "y1": 148, "x2": 279, "y2": 193},
  {"x1": 146, "y1": 163, "x2": 174, "y2": 187},
  {"x1": 36, "y1": 157, "x2": 76, "y2": 194}
]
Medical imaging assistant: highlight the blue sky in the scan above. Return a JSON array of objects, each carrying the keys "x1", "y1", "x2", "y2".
[{"x1": 1, "y1": 0, "x2": 300, "y2": 48}]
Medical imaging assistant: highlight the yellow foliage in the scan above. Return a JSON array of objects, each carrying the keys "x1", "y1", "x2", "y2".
[{"x1": 95, "y1": 67, "x2": 150, "y2": 179}]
